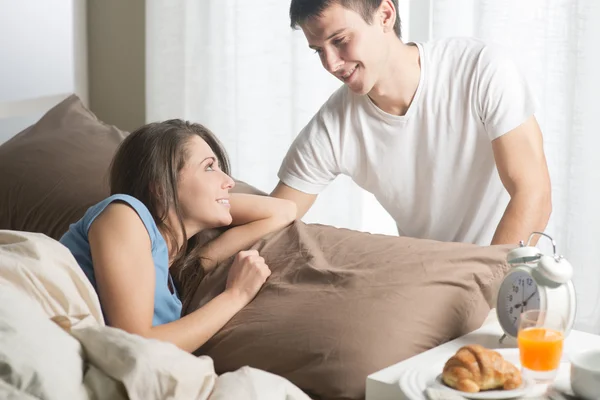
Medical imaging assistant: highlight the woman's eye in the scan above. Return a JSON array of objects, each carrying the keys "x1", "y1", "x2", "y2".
[{"x1": 206, "y1": 163, "x2": 215, "y2": 171}]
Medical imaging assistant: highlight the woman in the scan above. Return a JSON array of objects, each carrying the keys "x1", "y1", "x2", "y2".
[{"x1": 60, "y1": 119, "x2": 296, "y2": 352}]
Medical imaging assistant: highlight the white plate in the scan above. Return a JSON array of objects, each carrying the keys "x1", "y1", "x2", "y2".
[
  {"x1": 399, "y1": 348, "x2": 541, "y2": 400},
  {"x1": 431, "y1": 373, "x2": 535, "y2": 399}
]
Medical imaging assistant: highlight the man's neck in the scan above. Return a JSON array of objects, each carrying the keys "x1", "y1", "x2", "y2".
[{"x1": 368, "y1": 41, "x2": 421, "y2": 116}]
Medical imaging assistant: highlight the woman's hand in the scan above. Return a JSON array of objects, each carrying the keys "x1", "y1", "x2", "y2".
[{"x1": 225, "y1": 249, "x2": 271, "y2": 303}]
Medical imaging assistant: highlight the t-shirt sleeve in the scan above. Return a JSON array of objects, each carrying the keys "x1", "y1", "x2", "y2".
[
  {"x1": 277, "y1": 111, "x2": 340, "y2": 194},
  {"x1": 476, "y1": 44, "x2": 539, "y2": 141}
]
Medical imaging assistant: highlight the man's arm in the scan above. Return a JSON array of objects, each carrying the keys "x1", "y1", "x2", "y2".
[
  {"x1": 490, "y1": 115, "x2": 552, "y2": 245},
  {"x1": 271, "y1": 181, "x2": 318, "y2": 219}
]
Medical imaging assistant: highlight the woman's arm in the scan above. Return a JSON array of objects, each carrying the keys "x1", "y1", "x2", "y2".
[
  {"x1": 89, "y1": 203, "x2": 269, "y2": 353},
  {"x1": 199, "y1": 193, "x2": 296, "y2": 272}
]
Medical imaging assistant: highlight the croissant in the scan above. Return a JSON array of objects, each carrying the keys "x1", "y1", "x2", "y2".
[{"x1": 442, "y1": 344, "x2": 522, "y2": 393}]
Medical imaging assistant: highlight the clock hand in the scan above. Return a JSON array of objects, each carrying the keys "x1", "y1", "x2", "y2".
[
  {"x1": 523, "y1": 290, "x2": 538, "y2": 307},
  {"x1": 519, "y1": 282, "x2": 525, "y2": 306}
]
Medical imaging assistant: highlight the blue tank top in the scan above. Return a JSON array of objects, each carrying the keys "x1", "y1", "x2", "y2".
[{"x1": 60, "y1": 194, "x2": 182, "y2": 326}]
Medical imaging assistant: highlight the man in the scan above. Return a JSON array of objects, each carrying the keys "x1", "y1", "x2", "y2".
[{"x1": 272, "y1": 0, "x2": 552, "y2": 246}]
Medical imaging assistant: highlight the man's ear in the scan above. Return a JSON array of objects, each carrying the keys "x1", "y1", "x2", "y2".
[{"x1": 379, "y1": 0, "x2": 397, "y2": 33}]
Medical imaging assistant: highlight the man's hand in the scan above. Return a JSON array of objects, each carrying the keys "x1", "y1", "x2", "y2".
[
  {"x1": 491, "y1": 115, "x2": 552, "y2": 245},
  {"x1": 270, "y1": 181, "x2": 318, "y2": 220}
]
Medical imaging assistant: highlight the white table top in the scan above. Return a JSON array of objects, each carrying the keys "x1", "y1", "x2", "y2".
[{"x1": 366, "y1": 315, "x2": 600, "y2": 400}]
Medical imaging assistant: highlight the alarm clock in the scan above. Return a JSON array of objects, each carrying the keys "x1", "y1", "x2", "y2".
[{"x1": 497, "y1": 232, "x2": 577, "y2": 341}]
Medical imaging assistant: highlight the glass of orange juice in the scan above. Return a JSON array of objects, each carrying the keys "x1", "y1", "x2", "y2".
[{"x1": 518, "y1": 309, "x2": 565, "y2": 383}]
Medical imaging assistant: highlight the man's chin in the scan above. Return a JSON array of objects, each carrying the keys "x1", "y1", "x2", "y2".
[
  {"x1": 346, "y1": 80, "x2": 372, "y2": 96},
  {"x1": 348, "y1": 85, "x2": 369, "y2": 96}
]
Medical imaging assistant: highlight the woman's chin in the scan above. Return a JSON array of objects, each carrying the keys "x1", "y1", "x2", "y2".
[
  {"x1": 196, "y1": 216, "x2": 233, "y2": 232},
  {"x1": 220, "y1": 214, "x2": 233, "y2": 227}
]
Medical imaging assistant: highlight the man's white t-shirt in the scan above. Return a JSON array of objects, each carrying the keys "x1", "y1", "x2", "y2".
[{"x1": 278, "y1": 38, "x2": 538, "y2": 245}]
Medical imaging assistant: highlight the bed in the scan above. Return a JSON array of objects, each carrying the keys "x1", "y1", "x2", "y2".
[{"x1": 0, "y1": 95, "x2": 513, "y2": 400}]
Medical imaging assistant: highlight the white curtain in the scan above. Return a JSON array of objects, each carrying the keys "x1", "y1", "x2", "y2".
[
  {"x1": 426, "y1": 0, "x2": 600, "y2": 333},
  {"x1": 145, "y1": 0, "x2": 402, "y2": 234}
]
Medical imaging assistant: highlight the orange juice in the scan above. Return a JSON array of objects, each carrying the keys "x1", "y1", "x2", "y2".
[{"x1": 518, "y1": 327, "x2": 564, "y2": 371}]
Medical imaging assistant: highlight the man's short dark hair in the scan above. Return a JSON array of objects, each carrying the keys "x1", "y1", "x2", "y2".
[{"x1": 290, "y1": 0, "x2": 401, "y2": 38}]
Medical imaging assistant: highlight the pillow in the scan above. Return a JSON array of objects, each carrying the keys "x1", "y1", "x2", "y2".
[
  {"x1": 0, "y1": 284, "x2": 89, "y2": 400},
  {"x1": 0, "y1": 94, "x2": 128, "y2": 240},
  {"x1": 0, "y1": 229, "x2": 104, "y2": 327},
  {"x1": 0, "y1": 94, "x2": 267, "y2": 242},
  {"x1": 182, "y1": 221, "x2": 513, "y2": 400}
]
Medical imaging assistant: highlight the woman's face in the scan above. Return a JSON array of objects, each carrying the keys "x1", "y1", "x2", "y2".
[{"x1": 176, "y1": 135, "x2": 235, "y2": 233}]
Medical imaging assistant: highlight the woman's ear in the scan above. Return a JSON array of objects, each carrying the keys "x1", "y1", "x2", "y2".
[
  {"x1": 150, "y1": 182, "x2": 169, "y2": 213},
  {"x1": 149, "y1": 183, "x2": 159, "y2": 200}
]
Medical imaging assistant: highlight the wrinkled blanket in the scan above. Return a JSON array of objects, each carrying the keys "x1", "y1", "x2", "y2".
[{"x1": 0, "y1": 230, "x2": 310, "y2": 400}]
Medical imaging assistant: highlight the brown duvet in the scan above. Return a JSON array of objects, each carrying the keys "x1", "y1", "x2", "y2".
[{"x1": 179, "y1": 221, "x2": 512, "y2": 400}]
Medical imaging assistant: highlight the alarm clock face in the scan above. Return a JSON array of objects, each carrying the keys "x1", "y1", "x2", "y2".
[{"x1": 498, "y1": 270, "x2": 541, "y2": 336}]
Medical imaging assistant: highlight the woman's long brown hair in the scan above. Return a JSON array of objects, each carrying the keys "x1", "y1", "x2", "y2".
[{"x1": 108, "y1": 119, "x2": 230, "y2": 301}]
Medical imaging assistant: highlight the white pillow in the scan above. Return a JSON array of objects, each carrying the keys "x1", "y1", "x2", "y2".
[
  {"x1": 0, "y1": 284, "x2": 89, "y2": 400},
  {"x1": 0, "y1": 230, "x2": 104, "y2": 328}
]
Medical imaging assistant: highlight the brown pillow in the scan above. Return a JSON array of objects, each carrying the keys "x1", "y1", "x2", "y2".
[
  {"x1": 0, "y1": 94, "x2": 265, "y2": 241},
  {"x1": 0, "y1": 95, "x2": 127, "y2": 240},
  {"x1": 183, "y1": 222, "x2": 513, "y2": 400}
]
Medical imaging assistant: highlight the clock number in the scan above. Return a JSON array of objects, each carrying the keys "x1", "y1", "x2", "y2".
[
  {"x1": 513, "y1": 286, "x2": 519, "y2": 293},
  {"x1": 527, "y1": 278, "x2": 533, "y2": 286},
  {"x1": 508, "y1": 294, "x2": 513, "y2": 302},
  {"x1": 509, "y1": 307, "x2": 513, "y2": 315},
  {"x1": 513, "y1": 316, "x2": 517, "y2": 324}
]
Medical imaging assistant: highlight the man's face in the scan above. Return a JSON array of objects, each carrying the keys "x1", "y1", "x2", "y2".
[{"x1": 301, "y1": 2, "x2": 387, "y2": 95}]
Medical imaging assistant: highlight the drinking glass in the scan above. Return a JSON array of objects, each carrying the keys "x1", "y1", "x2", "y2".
[{"x1": 517, "y1": 309, "x2": 565, "y2": 383}]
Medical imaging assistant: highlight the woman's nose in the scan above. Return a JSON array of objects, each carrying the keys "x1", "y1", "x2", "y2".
[{"x1": 223, "y1": 173, "x2": 235, "y2": 190}]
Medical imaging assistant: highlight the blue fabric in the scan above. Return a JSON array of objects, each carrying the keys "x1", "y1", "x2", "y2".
[{"x1": 60, "y1": 194, "x2": 182, "y2": 326}]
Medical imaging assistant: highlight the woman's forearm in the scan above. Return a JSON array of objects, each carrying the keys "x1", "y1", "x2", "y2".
[
  {"x1": 228, "y1": 193, "x2": 296, "y2": 226},
  {"x1": 145, "y1": 290, "x2": 248, "y2": 353},
  {"x1": 199, "y1": 194, "x2": 296, "y2": 271}
]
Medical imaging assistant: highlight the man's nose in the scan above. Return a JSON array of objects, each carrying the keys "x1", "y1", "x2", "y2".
[{"x1": 323, "y1": 50, "x2": 343, "y2": 74}]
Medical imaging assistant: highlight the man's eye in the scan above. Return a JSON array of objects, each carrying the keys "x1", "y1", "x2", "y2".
[{"x1": 333, "y1": 37, "x2": 347, "y2": 46}]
